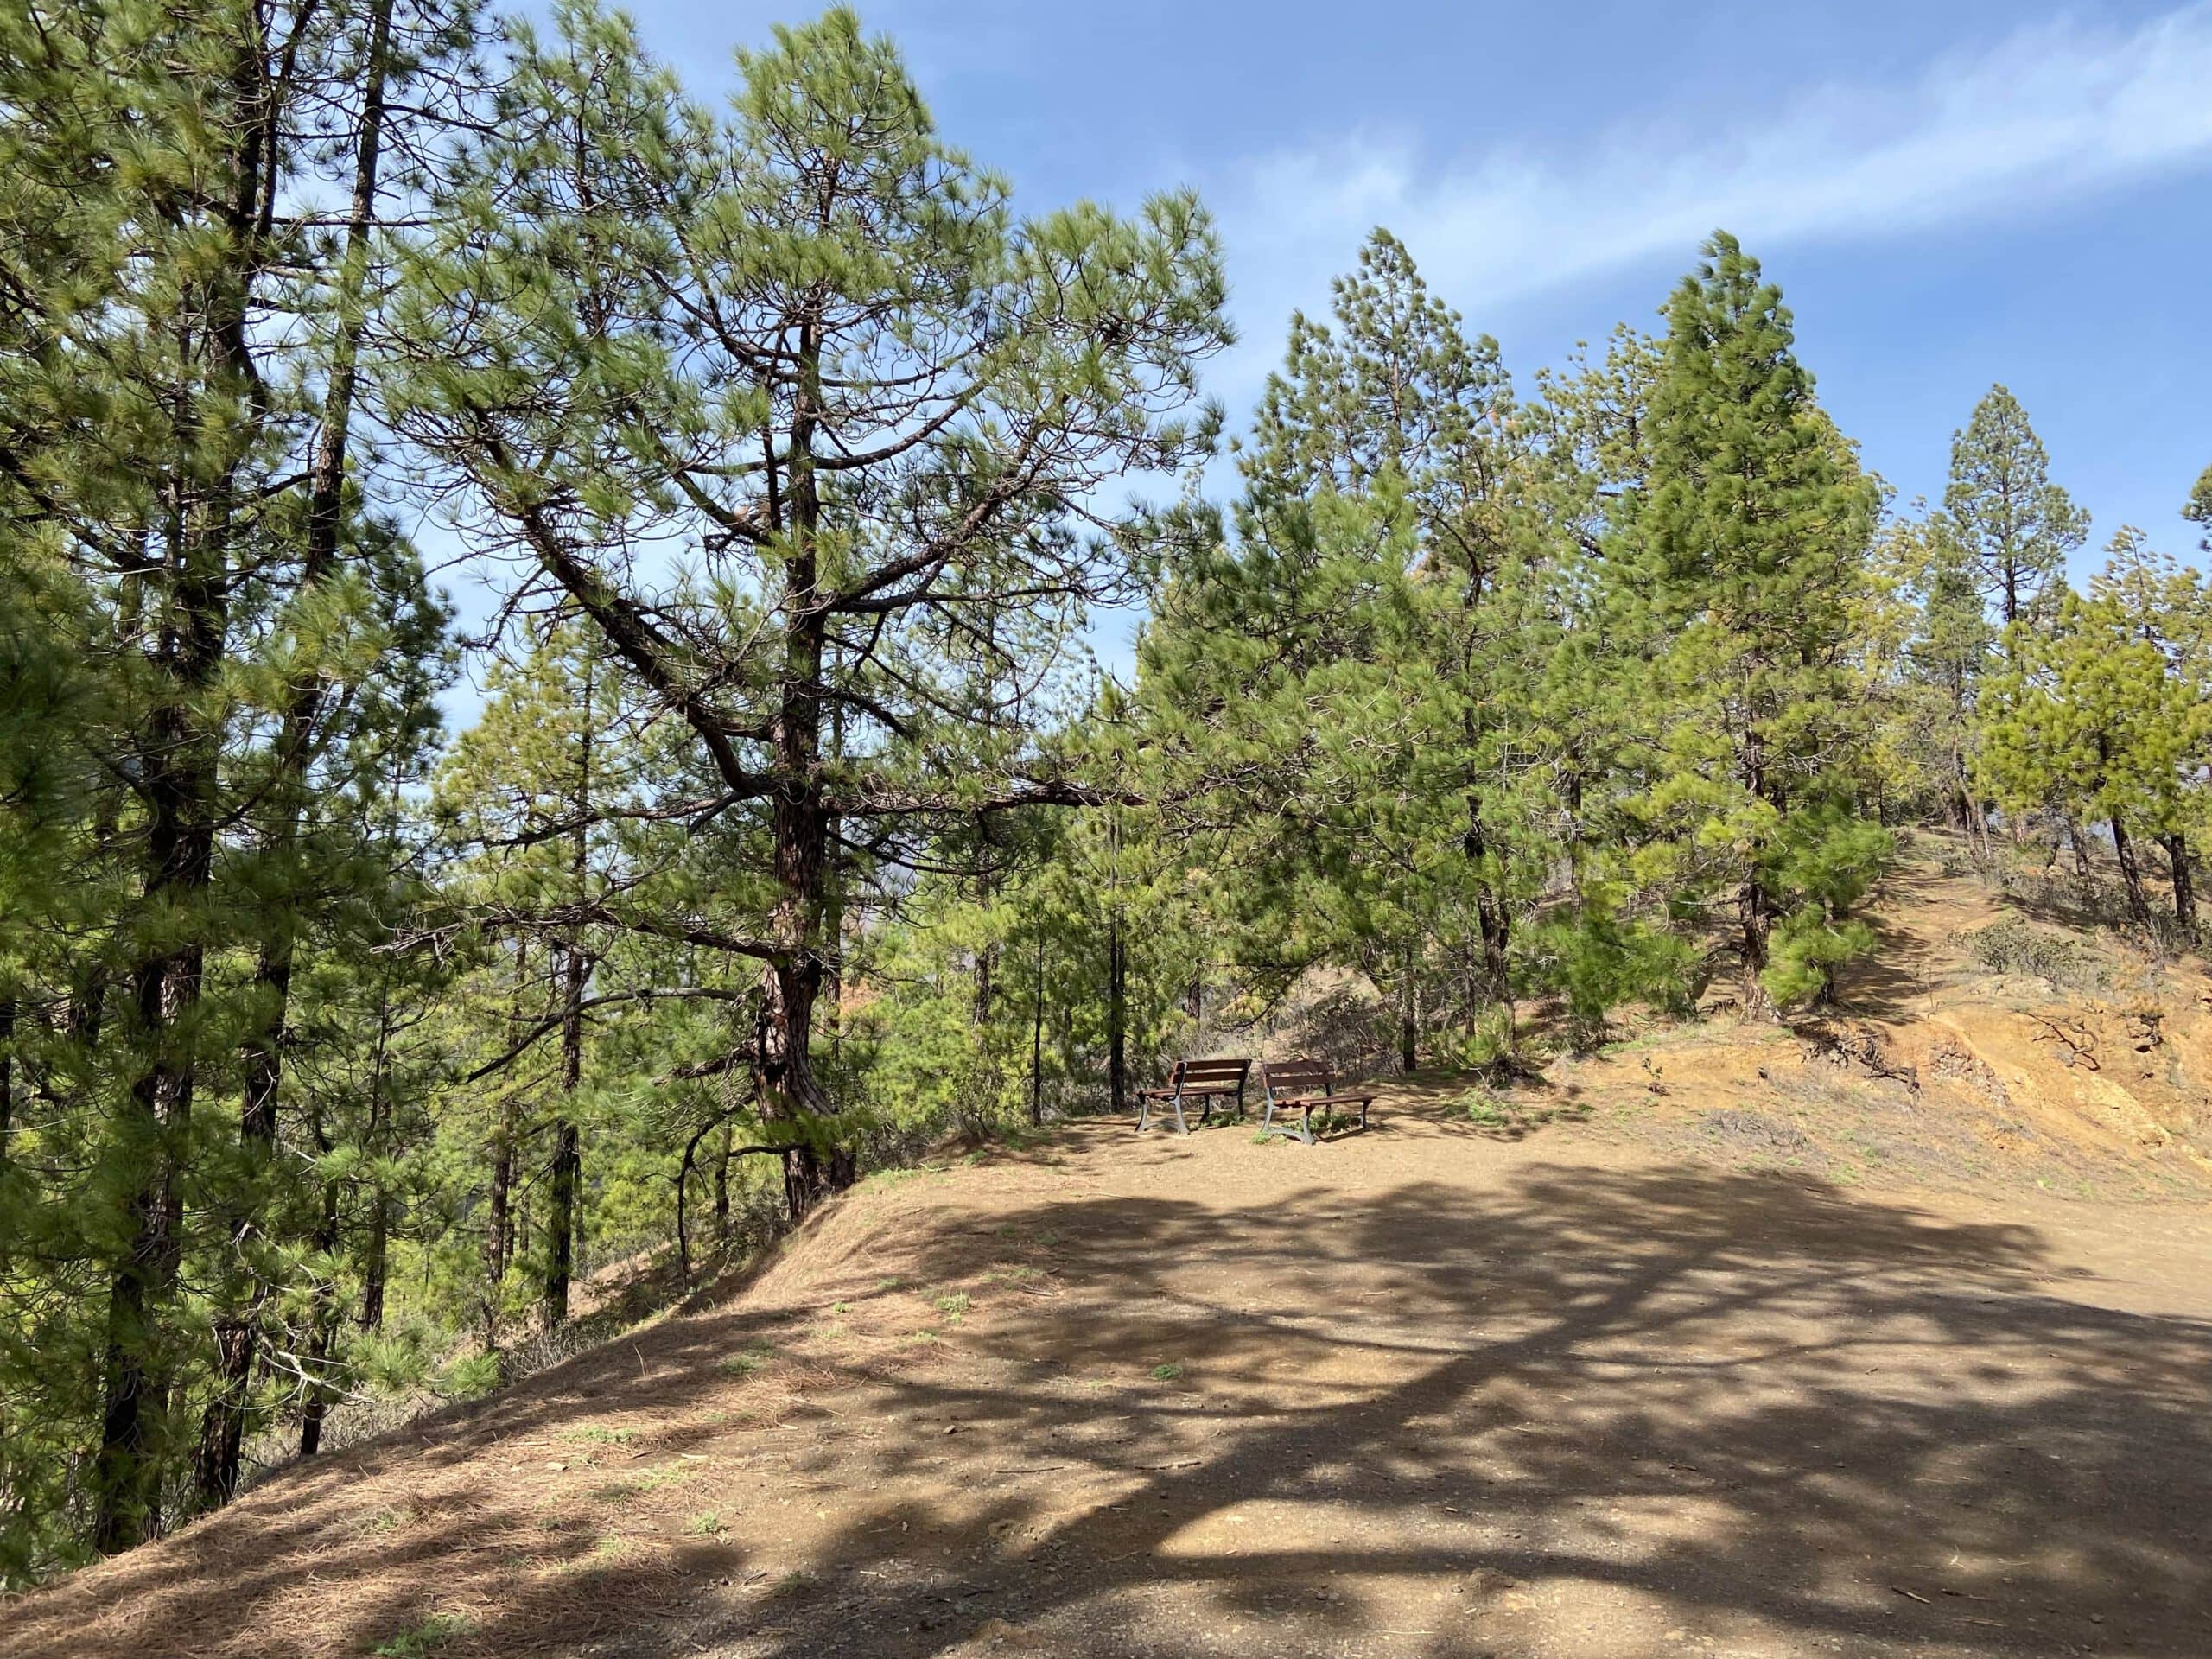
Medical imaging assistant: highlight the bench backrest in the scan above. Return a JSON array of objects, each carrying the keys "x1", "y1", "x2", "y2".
[
  {"x1": 1260, "y1": 1058, "x2": 1332, "y2": 1098},
  {"x1": 1169, "y1": 1056, "x2": 1250, "y2": 1090}
]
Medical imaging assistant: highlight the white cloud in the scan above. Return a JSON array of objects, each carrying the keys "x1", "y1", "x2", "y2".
[{"x1": 1211, "y1": 3, "x2": 2212, "y2": 391}]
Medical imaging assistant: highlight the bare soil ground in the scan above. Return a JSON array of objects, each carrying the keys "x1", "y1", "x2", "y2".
[{"x1": 6, "y1": 843, "x2": 2211, "y2": 1658}]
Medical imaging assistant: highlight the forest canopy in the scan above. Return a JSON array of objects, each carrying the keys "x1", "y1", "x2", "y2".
[{"x1": 1, "y1": 0, "x2": 2208, "y2": 1582}]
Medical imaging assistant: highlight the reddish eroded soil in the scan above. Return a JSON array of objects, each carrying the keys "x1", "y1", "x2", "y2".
[{"x1": 5, "y1": 1095, "x2": 2210, "y2": 1659}]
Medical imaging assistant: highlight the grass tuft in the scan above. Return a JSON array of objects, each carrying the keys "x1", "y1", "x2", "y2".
[{"x1": 372, "y1": 1614, "x2": 473, "y2": 1657}]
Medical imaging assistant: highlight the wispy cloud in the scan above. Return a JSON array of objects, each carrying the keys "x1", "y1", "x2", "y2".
[{"x1": 1212, "y1": 3, "x2": 2212, "y2": 390}]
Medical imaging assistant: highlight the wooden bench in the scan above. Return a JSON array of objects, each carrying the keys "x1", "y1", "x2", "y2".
[
  {"x1": 1258, "y1": 1058, "x2": 1375, "y2": 1145},
  {"x1": 1135, "y1": 1057, "x2": 1250, "y2": 1135}
]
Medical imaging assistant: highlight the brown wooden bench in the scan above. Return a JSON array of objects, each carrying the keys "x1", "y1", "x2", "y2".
[
  {"x1": 1258, "y1": 1058, "x2": 1374, "y2": 1145},
  {"x1": 1135, "y1": 1057, "x2": 1250, "y2": 1135}
]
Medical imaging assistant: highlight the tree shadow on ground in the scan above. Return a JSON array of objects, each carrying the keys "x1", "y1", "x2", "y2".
[{"x1": 7, "y1": 1154, "x2": 2209, "y2": 1657}]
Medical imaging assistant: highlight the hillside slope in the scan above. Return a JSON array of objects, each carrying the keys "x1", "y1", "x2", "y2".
[{"x1": 4, "y1": 844, "x2": 2210, "y2": 1659}]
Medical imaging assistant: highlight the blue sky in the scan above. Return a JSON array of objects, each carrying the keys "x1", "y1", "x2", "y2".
[
  {"x1": 609, "y1": 0, "x2": 2211, "y2": 550},
  {"x1": 450, "y1": 0, "x2": 2211, "y2": 700}
]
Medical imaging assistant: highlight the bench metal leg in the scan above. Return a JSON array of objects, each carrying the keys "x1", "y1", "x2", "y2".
[
  {"x1": 1135, "y1": 1094, "x2": 1149, "y2": 1133},
  {"x1": 1173, "y1": 1091, "x2": 1190, "y2": 1135},
  {"x1": 1298, "y1": 1103, "x2": 1317, "y2": 1147}
]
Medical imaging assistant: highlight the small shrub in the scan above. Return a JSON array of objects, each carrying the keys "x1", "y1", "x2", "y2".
[
  {"x1": 563, "y1": 1424, "x2": 634, "y2": 1446},
  {"x1": 435, "y1": 1352, "x2": 504, "y2": 1402},
  {"x1": 1459, "y1": 1091, "x2": 1508, "y2": 1128},
  {"x1": 685, "y1": 1512, "x2": 727, "y2": 1536},
  {"x1": 1150, "y1": 1363, "x2": 1183, "y2": 1382},
  {"x1": 372, "y1": 1614, "x2": 473, "y2": 1658},
  {"x1": 1967, "y1": 917, "x2": 2108, "y2": 992},
  {"x1": 933, "y1": 1292, "x2": 970, "y2": 1324}
]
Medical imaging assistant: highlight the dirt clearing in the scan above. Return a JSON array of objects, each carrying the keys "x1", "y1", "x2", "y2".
[{"x1": 6, "y1": 1085, "x2": 2209, "y2": 1659}]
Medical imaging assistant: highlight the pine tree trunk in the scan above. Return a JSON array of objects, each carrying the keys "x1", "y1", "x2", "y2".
[
  {"x1": 1465, "y1": 796, "x2": 1510, "y2": 1002},
  {"x1": 1398, "y1": 963, "x2": 1418, "y2": 1075},
  {"x1": 91, "y1": 36, "x2": 276, "y2": 1533},
  {"x1": 1106, "y1": 909, "x2": 1127, "y2": 1120},
  {"x1": 1738, "y1": 880, "x2": 1771, "y2": 1012},
  {"x1": 713, "y1": 1123, "x2": 732, "y2": 1244},
  {"x1": 94, "y1": 569, "x2": 225, "y2": 1554},
  {"x1": 296, "y1": 1175, "x2": 341, "y2": 1459},
  {"x1": 544, "y1": 932, "x2": 586, "y2": 1326},
  {"x1": 2111, "y1": 818, "x2": 2152, "y2": 929},
  {"x1": 0, "y1": 992, "x2": 13, "y2": 1185},
  {"x1": 761, "y1": 318, "x2": 851, "y2": 1221},
  {"x1": 358, "y1": 1194, "x2": 390, "y2": 1333},
  {"x1": 1029, "y1": 933, "x2": 1046, "y2": 1128},
  {"x1": 482, "y1": 1116, "x2": 512, "y2": 1350},
  {"x1": 2164, "y1": 831, "x2": 2196, "y2": 934},
  {"x1": 973, "y1": 813, "x2": 995, "y2": 1028},
  {"x1": 190, "y1": 0, "x2": 397, "y2": 1518}
]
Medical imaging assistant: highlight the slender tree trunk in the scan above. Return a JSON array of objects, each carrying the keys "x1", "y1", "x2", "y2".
[
  {"x1": 543, "y1": 937, "x2": 585, "y2": 1325},
  {"x1": 94, "y1": 506, "x2": 227, "y2": 1555},
  {"x1": 2111, "y1": 818, "x2": 2153, "y2": 929},
  {"x1": 481, "y1": 1105, "x2": 512, "y2": 1351},
  {"x1": 1106, "y1": 816, "x2": 1127, "y2": 1118},
  {"x1": 2164, "y1": 831, "x2": 2196, "y2": 934},
  {"x1": 1736, "y1": 719, "x2": 1775, "y2": 1015},
  {"x1": 713, "y1": 1122, "x2": 731, "y2": 1244},
  {"x1": 1029, "y1": 932, "x2": 1046, "y2": 1128},
  {"x1": 0, "y1": 992, "x2": 13, "y2": 1183},
  {"x1": 92, "y1": 38, "x2": 277, "y2": 1533},
  {"x1": 762, "y1": 321, "x2": 850, "y2": 1220},
  {"x1": 1738, "y1": 880, "x2": 1771, "y2": 1007},
  {"x1": 1398, "y1": 959, "x2": 1418, "y2": 1075},
  {"x1": 296, "y1": 1172, "x2": 341, "y2": 1459},
  {"x1": 1465, "y1": 805, "x2": 1510, "y2": 1003},
  {"x1": 546, "y1": 645, "x2": 594, "y2": 1324},
  {"x1": 822, "y1": 690, "x2": 845, "y2": 1053},
  {"x1": 358, "y1": 1196, "x2": 390, "y2": 1333},
  {"x1": 194, "y1": 0, "x2": 396, "y2": 1516},
  {"x1": 972, "y1": 812, "x2": 995, "y2": 1028}
]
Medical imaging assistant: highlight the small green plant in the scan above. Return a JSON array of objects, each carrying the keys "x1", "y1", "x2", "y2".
[
  {"x1": 1967, "y1": 916, "x2": 2108, "y2": 991},
  {"x1": 685, "y1": 1511, "x2": 726, "y2": 1536},
  {"x1": 720, "y1": 1342, "x2": 775, "y2": 1377},
  {"x1": 436, "y1": 1351, "x2": 504, "y2": 1402},
  {"x1": 563, "y1": 1424, "x2": 634, "y2": 1446},
  {"x1": 1460, "y1": 1091, "x2": 1507, "y2": 1127},
  {"x1": 372, "y1": 1614, "x2": 473, "y2": 1657},
  {"x1": 829, "y1": 1300, "x2": 853, "y2": 1315},
  {"x1": 933, "y1": 1292, "x2": 970, "y2": 1324},
  {"x1": 1150, "y1": 1363, "x2": 1184, "y2": 1382}
]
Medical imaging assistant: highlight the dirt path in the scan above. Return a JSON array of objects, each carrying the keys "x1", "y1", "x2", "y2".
[{"x1": 8, "y1": 1093, "x2": 2210, "y2": 1659}]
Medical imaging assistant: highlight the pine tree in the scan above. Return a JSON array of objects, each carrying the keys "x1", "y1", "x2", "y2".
[
  {"x1": 1944, "y1": 385, "x2": 2088, "y2": 643},
  {"x1": 1609, "y1": 232, "x2": 1885, "y2": 1012},
  {"x1": 0, "y1": 0, "x2": 471, "y2": 1561},
  {"x1": 386, "y1": 3, "x2": 1228, "y2": 1217},
  {"x1": 1977, "y1": 531, "x2": 2210, "y2": 931}
]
